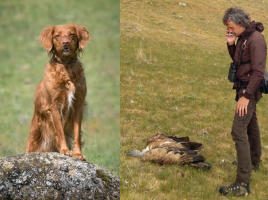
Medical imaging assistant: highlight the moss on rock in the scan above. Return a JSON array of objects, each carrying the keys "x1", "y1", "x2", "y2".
[{"x1": 0, "y1": 152, "x2": 120, "y2": 200}]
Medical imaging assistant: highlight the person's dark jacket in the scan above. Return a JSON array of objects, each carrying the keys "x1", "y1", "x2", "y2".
[{"x1": 227, "y1": 21, "x2": 267, "y2": 99}]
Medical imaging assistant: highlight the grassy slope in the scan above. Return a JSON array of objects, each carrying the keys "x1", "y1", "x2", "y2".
[
  {"x1": 120, "y1": 0, "x2": 268, "y2": 199},
  {"x1": 0, "y1": 0, "x2": 120, "y2": 177}
]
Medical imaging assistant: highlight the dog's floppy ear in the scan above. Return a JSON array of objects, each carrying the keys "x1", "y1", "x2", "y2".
[
  {"x1": 40, "y1": 26, "x2": 54, "y2": 52},
  {"x1": 74, "y1": 24, "x2": 90, "y2": 50}
]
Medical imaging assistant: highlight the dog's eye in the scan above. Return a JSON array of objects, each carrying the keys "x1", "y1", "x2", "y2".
[
  {"x1": 70, "y1": 33, "x2": 75, "y2": 36},
  {"x1": 55, "y1": 34, "x2": 60, "y2": 38}
]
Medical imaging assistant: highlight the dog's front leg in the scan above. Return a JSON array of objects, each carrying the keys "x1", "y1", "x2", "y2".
[
  {"x1": 50, "y1": 104, "x2": 73, "y2": 157},
  {"x1": 73, "y1": 107, "x2": 86, "y2": 160}
]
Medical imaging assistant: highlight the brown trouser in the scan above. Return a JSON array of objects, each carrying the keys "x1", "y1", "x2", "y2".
[{"x1": 231, "y1": 88, "x2": 262, "y2": 184}]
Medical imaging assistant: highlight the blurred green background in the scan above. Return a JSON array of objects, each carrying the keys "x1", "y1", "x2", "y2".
[{"x1": 0, "y1": 0, "x2": 120, "y2": 177}]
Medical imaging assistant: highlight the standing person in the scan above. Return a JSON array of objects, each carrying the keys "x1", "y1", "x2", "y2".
[{"x1": 220, "y1": 7, "x2": 267, "y2": 196}]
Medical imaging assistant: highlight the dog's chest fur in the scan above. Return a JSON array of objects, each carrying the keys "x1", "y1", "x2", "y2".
[
  {"x1": 67, "y1": 89, "x2": 75, "y2": 110},
  {"x1": 48, "y1": 61, "x2": 85, "y2": 112}
]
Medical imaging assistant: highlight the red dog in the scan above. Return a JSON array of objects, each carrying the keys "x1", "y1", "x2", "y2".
[{"x1": 25, "y1": 24, "x2": 90, "y2": 160}]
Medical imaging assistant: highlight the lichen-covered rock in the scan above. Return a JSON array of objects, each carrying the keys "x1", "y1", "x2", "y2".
[{"x1": 0, "y1": 152, "x2": 120, "y2": 200}]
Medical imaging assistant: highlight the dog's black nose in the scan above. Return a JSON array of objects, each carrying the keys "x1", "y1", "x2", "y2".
[{"x1": 62, "y1": 40, "x2": 70, "y2": 46}]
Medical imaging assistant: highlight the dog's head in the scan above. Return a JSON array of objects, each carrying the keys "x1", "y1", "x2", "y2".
[{"x1": 40, "y1": 24, "x2": 90, "y2": 60}]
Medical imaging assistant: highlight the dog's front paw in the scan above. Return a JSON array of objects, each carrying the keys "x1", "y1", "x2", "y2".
[
  {"x1": 74, "y1": 153, "x2": 86, "y2": 161},
  {"x1": 60, "y1": 148, "x2": 73, "y2": 157}
]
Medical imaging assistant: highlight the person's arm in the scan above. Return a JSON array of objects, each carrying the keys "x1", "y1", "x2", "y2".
[
  {"x1": 243, "y1": 32, "x2": 266, "y2": 99},
  {"x1": 236, "y1": 32, "x2": 266, "y2": 117}
]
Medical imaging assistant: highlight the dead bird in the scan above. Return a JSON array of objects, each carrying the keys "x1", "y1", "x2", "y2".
[
  {"x1": 126, "y1": 134, "x2": 210, "y2": 169},
  {"x1": 147, "y1": 134, "x2": 203, "y2": 151}
]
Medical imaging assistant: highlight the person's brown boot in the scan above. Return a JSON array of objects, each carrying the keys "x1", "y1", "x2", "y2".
[{"x1": 219, "y1": 182, "x2": 250, "y2": 196}]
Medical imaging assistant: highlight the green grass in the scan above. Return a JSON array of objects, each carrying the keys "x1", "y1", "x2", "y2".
[
  {"x1": 0, "y1": 0, "x2": 119, "y2": 177},
  {"x1": 120, "y1": 0, "x2": 268, "y2": 199}
]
